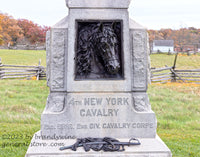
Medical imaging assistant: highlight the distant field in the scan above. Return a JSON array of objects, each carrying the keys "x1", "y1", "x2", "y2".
[
  {"x1": 150, "y1": 53, "x2": 200, "y2": 69},
  {"x1": 0, "y1": 50, "x2": 200, "y2": 157},
  {"x1": 0, "y1": 49, "x2": 46, "y2": 66},
  {"x1": 0, "y1": 49, "x2": 199, "y2": 70}
]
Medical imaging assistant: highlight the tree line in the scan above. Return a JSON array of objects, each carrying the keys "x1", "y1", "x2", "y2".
[
  {"x1": 0, "y1": 13, "x2": 50, "y2": 46},
  {"x1": 1, "y1": 12, "x2": 200, "y2": 50},
  {"x1": 148, "y1": 28, "x2": 200, "y2": 51}
]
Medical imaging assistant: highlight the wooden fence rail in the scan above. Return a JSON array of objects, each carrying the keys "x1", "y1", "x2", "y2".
[
  {"x1": 0, "y1": 58, "x2": 46, "y2": 80},
  {"x1": 151, "y1": 67, "x2": 200, "y2": 84},
  {"x1": 151, "y1": 53, "x2": 200, "y2": 84}
]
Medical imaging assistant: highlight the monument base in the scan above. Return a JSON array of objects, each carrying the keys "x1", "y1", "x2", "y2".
[{"x1": 25, "y1": 131, "x2": 172, "y2": 157}]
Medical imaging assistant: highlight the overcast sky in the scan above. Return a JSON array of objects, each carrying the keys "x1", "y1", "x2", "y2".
[{"x1": 1, "y1": 0, "x2": 200, "y2": 30}]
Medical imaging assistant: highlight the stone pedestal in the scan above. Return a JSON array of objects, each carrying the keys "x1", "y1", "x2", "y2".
[
  {"x1": 26, "y1": 131, "x2": 171, "y2": 157},
  {"x1": 26, "y1": 0, "x2": 171, "y2": 156}
]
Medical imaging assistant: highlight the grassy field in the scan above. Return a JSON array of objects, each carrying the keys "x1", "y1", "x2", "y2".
[
  {"x1": 149, "y1": 83, "x2": 200, "y2": 157},
  {"x1": 0, "y1": 80, "x2": 48, "y2": 157},
  {"x1": 151, "y1": 53, "x2": 200, "y2": 69},
  {"x1": 0, "y1": 50, "x2": 200, "y2": 157},
  {"x1": 0, "y1": 49, "x2": 46, "y2": 66}
]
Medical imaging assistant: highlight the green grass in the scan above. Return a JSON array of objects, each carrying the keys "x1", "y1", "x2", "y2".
[
  {"x1": 0, "y1": 50, "x2": 200, "y2": 156},
  {"x1": 148, "y1": 83, "x2": 200, "y2": 157},
  {"x1": 0, "y1": 49, "x2": 47, "y2": 156},
  {"x1": 0, "y1": 49, "x2": 46, "y2": 66},
  {"x1": 150, "y1": 53, "x2": 200, "y2": 69},
  {"x1": 0, "y1": 80, "x2": 48, "y2": 157}
]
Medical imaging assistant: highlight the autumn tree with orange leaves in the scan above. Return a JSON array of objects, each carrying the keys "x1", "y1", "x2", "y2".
[
  {"x1": 17, "y1": 19, "x2": 50, "y2": 44},
  {"x1": 0, "y1": 13, "x2": 23, "y2": 45},
  {"x1": 0, "y1": 13, "x2": 50, "y2": 46}
]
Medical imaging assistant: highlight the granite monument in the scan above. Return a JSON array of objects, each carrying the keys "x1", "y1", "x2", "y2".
[{"x1": 26, "y1": 0, "x2": 172, "y2": 156}]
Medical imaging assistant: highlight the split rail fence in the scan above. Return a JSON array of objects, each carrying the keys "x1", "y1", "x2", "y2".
[
  {"x1": 151, "y1": 54, "x2": 200, "y2": 84},
  {"x1": 0, "y1": 58, "x2": 46, "y2": 80},
  {"x1": 151, "y1": 67, "x2": 200, "y2": 84}
]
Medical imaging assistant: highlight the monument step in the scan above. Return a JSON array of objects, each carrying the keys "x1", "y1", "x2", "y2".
[{"x1": 25, "y1": 131, "x2": 171, "y2": 157}]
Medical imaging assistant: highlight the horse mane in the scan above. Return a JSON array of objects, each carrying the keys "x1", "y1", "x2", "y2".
[{"x1": 76, "y1": 23, "x2": 119, "y2": 77}]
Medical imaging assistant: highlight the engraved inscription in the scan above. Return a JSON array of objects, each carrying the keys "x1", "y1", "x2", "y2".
[
  {"x1": 42, "y1": 95, "x2": 156, "y2": 138},
  {"x1": 65, "y1": 96, "x2": 155, "y2": 131},
  {"x1": 43, "y1": 122, "x2": 154, "y2": 131},
  {"x1": 68, "y1": 97, "x2": 129, "y2": 117},
  {"x1": 69, "y1": 97, "x2": 129, "y2": 106},
  {"x1": 57, "y1": 124, "x2": 74, "y2": 130},
  {"x1": 84, "y1": 98, "x2": 103, "y2": 105},
  {"x1": 106, "y1": 98, "x2": 129, "y2": 105},
  {"x1": 80, "y1": 109, "x2": 119, "y2": 117}
]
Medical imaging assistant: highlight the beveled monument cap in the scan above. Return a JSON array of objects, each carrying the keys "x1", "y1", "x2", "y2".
[{"x1": 66, "y1": 0, "x2": 132, "y2": 9}]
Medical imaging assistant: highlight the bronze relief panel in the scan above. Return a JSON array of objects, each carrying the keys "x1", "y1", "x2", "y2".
[{"x1": 75, "y1": 21, "x2": 123, "y2": 80}]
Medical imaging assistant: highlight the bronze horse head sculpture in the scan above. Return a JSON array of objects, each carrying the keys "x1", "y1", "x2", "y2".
[{"x1": 76, "y1": 22, "x2": 122, "y2": 79}]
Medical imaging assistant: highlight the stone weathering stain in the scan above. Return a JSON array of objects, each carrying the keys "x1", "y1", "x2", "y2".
[{"x1": 26, "y1": 0, "x2": 172, "y2": 156}]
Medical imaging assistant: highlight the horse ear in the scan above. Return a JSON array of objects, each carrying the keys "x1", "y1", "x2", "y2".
[
  {"x1": 111, "y1": 22, "x2": 116, "y2": 30},
  {"x1": 98, "y1": 22, "x2": 103, "y2": 32}
]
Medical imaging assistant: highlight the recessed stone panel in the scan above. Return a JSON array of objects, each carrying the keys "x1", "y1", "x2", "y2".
[
  {"x1": 49, "y1": 29, "x2": 68, "y2": 92},
  {"x1": 131, "y1": 30, "x2": 148, "y2": 91}
]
